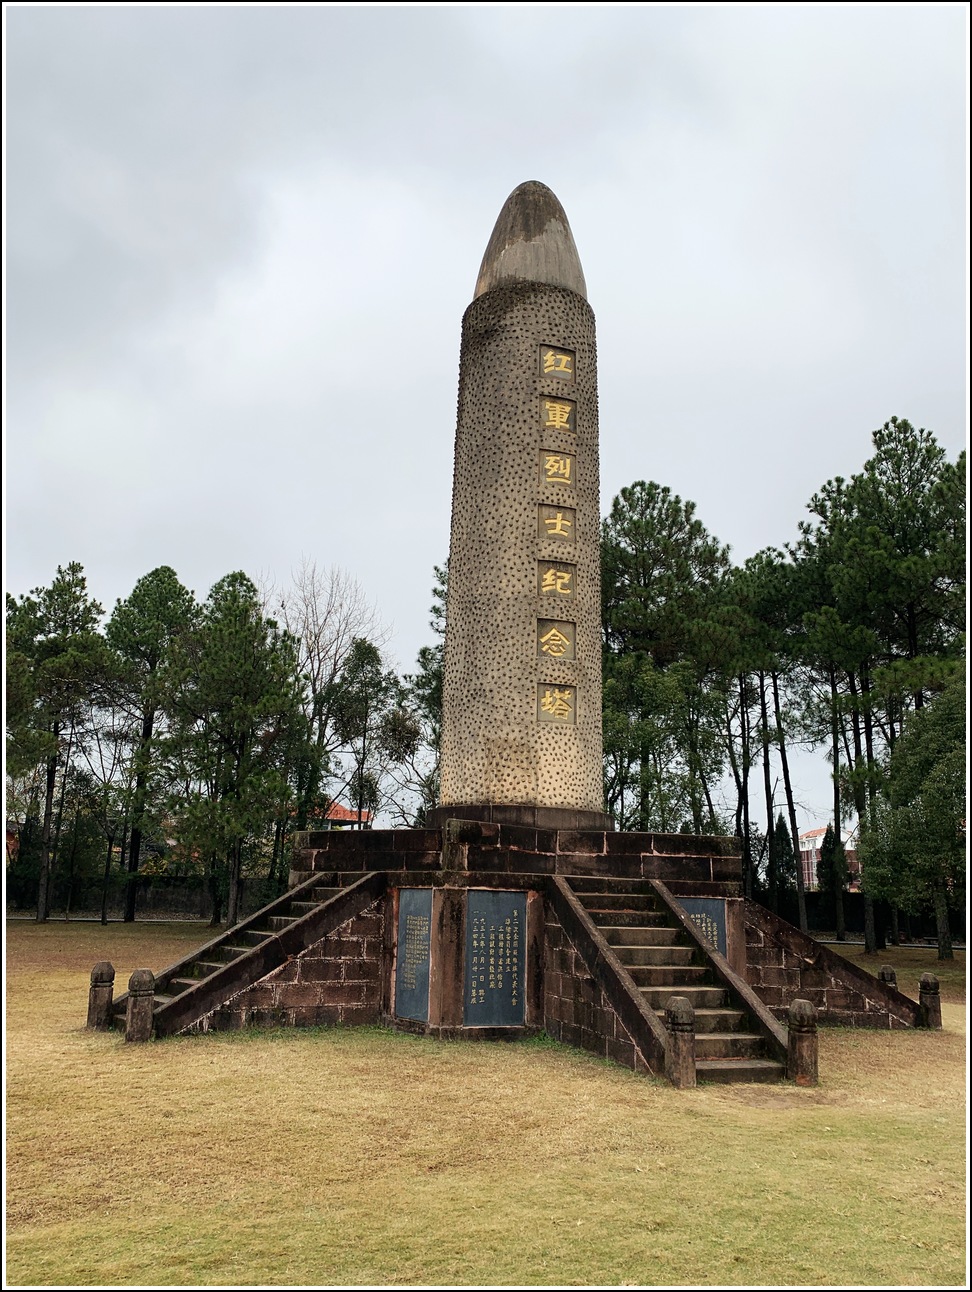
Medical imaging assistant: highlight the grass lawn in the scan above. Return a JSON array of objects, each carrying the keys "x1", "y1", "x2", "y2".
[{"x1": 5, "y1": 919, "x2": 967, "y2": 1287}]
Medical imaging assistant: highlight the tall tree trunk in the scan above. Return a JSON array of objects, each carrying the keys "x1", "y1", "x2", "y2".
[
  {"x1": 758, "y1": 672, "x2": 777, "y2": 912},
  {"x1": 37, "y1": 740, "x2": 59, "y2": 923},
  {"x1": 847, "y1": 672, "x2": 877, "y2": 955},
  {"x1": 859, "y1": 665, "x2": 885, "y2": 951},
  {"x1": 772, "y1": 671, "x2": 807, "y2": 932},
  {"x1": 125, "y1": 707, "x2": 156, "y2": 922},
  {"x1": 933, "y1": 885, "x2": 953, "y2": 960},
  {"x1": 739, "y1": 677, "x2": 753, "y2": 899},
  {"x1": 226, "y1": 839, "x2": 243, "y2": 928},
  {"x1": 890, "y1": 907, "x2": 900, "y2": 945},
  {"x1": 829, "y1": 668, "x2": 846, "y2": 941},
  {"x1": 207, "y1": 851, "x2": 222, "y2": 927},
  {"x1": 100, "y1": 826, "x2": 116, "y2": 926}
]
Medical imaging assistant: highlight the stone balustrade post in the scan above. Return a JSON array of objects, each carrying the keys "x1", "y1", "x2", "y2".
[
  {"x1": 878, "y1": 965, "x2": 897, "y2": 990},
  {"x1": 665, "y1": 995, "x2": 696, "y2": 1089},
  {"x1": 125, "y1": 968, "x2": 156, "y2": 1043},
  {"x1": 86, "y1": 961, "x2": 115, "y2": 1030},
  {"x1": 918, "y1": 973, "x2": 942, "y2": 1030},
  {"x1": 787, "y1": 998, "x2": 818, "y2": 1086}
]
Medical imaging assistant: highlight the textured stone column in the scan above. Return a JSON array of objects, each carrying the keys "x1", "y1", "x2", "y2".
[
  {"x1": 125, "y1": 968, "x2": 156, "y2": 1043},
  {"x1": 86, "y1": 961, "x2": 115, "y2": 1030},
  {"x1": 878, "y1": 964, "x2": 897, "y2": 989},
  {"x1": 787, "y1": 998, "x2": 818, "y2": 1085},
  {"x1": 665, "y1": 995, "x2": 697, "y2": 1088},
  {"x1": 918, "y1": 973, "x2": 942, "y2": 1029},
  {"x1": 437, "y1": 181, "x2": 607, "y2": 829}
]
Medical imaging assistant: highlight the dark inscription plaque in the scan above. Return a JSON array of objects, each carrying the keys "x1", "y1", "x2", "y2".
[
  {"x1": 678, "y1": 898, "x2": 727, "y2": 957},
  {"x1": 463, "y1": 890, "x2": 527, "y2": 1027},
  {"x1": 395, "y1": 888, "x2": 433, "y2": 1022}
]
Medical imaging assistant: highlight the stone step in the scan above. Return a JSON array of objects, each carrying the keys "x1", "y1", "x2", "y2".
[
  {"x1": 288, "y1": 869, "x2": 315, "y2": 887},
  {"x1": 240, "y1": 930, "x2": 273, "y2": 947},
  {"x1": 195, "y1": 960, "x2": 228, "y2": 977},
  {"x1": 624, "y1": 964, "x2": 712, "y2": 988},
  {"x1": 289, "y1": 901, "x2": 320, "y2": 916},
  {"x1": 311, "y1": 887, "x2": 340, "y2": 902},
  {"x1": 640, "y1": 984, "x2": 728, "y2": 1009},
  {"x1": 696, "y1": 1059, "x2": 785, "y2": 1084},
  {"x1": 575, "y1": 893, "x2": 660, "y2": 912},
  {"x1": 214, "y1": 945, "x2": 248, "y2": 963},
  {"x1": 564, "y1": 876, "x2": 652, "y2": 894},
  {"x1": 601, "y1": 926, "x2": 682, "y2": 947},
  {"x1": 693, "y1": 1032, "x2": 767, "y2": 1060},
  {"x1": 588, "y1": 910, "x2": 672, "y2": 928},
  {"x1": 656, "y1": 1007, "x2": 747, "y2": 1034},
  {"x1": 612, "y1": 944, "x2": 696, "y2": 967},
  {"x1": 267, "y1": 915, "x2": 298, "y2": 931},
  {"x1": 153, "y1": 994, "x2": 175, "y2": 1008}
]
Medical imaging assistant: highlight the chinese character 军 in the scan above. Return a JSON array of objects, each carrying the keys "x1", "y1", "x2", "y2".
[{"x1": 543, "y1": 399, "x2": 574, "y2": 431}]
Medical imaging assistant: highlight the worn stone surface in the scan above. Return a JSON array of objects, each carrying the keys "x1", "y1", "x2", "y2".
[
  {"x1": 543, "y1": 906, "x2": 654, "y2": 1074},
  {"x1": 87, "y1": 961, "x2": 115, "y2": 1030},
  {"x1": 125, "y1": 968, "x2": 155, "y2": 1043},
  {"x1": 744, "y1": 900, "x2": 921, "y2": 1028},
  {"x1": 193, "y1": 901, "x2": 384, "y2": 1031},
  {"x1": 665, "y1": 995, "x2": 697, "y2": 1089},
  {"x1": 787, "y1": 997, "x2": 819, "y2": 1086},
  {"x1": 473, "y1": 180, "x2": 587, "y2": 301}
]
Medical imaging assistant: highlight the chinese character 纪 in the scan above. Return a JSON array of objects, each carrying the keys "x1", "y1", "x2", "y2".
[
  {"x1": 544, "y1": 399, "x2": 574, "y2": 431},
  {"x1": 542, "y1": 349, "x2": 573, "y2": 376},
  {"x1": 541, "y1": 566, "x2": 572, "y2": 596},
  {"x1": 540, "y1": 688, "x2": 573, "y2": 720},
  {"x1": 544, "y1": 454, "x2": 572, "y2": 484},
  {"x1": 539, "y1": 625, "x2": 571, "y2": 657},
  {"x1": 543, "y1": 510, "x2": 573, "y2": 538}
]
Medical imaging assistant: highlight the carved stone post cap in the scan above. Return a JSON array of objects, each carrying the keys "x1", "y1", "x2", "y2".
[
  {"x1": 665, "y1": 995, "x2": 695, "y2": 1029},
  {"x1": 128, "y1": 968, "x2": 156, "y2": 996},
  {"x1": 90, "y1": 961, "x2": 115, "y2": 985},
  {"x1": 879, "y1": 964, "x2": 897, "y2": 980},
  {"x1": 788, "y1": 998, "x2": 817, "y2": 1031},
  {"x1": 919, "y1": 973, "x2": 940, "y2": 994}
]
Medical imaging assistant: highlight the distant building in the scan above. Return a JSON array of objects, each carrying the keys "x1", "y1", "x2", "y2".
[
  {"x1": 799, "y1": 825, "x2": 860, "y2": 891},
  {"x1": 314, "y1": 801, "x2": 372, "y2": 830}
]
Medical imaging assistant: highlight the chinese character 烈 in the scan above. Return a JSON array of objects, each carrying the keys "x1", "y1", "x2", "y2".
[{"x1": 543, "y1": 454, "x2": 573, "y2": 484}]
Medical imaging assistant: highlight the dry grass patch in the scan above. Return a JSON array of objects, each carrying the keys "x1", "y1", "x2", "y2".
[{"x1": 5, "y1": 921, "x2": 967, "y2": 1287}]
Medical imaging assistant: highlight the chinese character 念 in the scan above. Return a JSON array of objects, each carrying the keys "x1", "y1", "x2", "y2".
[{"x1": 539, "y1": 626, "x2": 571, "y2": 657}]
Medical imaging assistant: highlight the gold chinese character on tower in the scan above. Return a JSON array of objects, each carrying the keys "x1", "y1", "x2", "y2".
[
  {"x1": 538, "y1": 622, "x2": 574, "y2": 658},
  {"x1": 540, "y1": 347, "x2": 574, "y2": 378},
  {"x1": 541, "y1": 453, "x2": 574, "y2": 485},
  {"x1": 539, "y1": 506, "x2": 574, "y2": 539},
  {"x1": 539, "y1": 563, "x2": 574, "y2": 597},
  {"x1": 542, "y1": 398, "x2": 576, "y2": 434},
  {"x1": 537, "y1": 685, "x2": 576, "y2": 723}
]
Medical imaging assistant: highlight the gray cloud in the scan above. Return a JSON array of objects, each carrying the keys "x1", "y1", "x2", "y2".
[{"x1": 6, "y1": 4, "x2": 967, "y2": 828}]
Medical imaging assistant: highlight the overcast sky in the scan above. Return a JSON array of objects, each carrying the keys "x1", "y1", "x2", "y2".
[{"x1": 5, "y1": 5, "x2": 968, "y2": 831}]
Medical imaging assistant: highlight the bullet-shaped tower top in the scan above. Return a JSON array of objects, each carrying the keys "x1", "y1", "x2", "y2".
[{"x1": 473, "y1": 180, "x2": 587, "y2": 301}]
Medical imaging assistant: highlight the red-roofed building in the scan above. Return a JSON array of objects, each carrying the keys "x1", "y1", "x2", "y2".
[
  {"x1": 313, "y1": 802, "x2": 372, "y2": 830},
  {"x1": 799, "y1": 825, "x2": 860, "y2": 891}
]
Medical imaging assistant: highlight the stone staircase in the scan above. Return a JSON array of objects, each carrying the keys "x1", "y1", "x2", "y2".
[
  {"x1": 107, "y1": 873, "x2": 395, "y2": 1037},
  {"x1": 111, "y1": 883, "x2": 341, "y2": 1027},
  {"x1": 567, "y1": 877, "x2": 786, "y2": 1083}
]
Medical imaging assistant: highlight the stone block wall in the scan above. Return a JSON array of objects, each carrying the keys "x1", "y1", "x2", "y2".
[
  {"x1": 744, "y1": 900, "x2": 920, "y2": 1029},
  {"x1": 194, "y1": 901, "x2": 384, "y2": 1031},
  {"x1": 543, "y1": 907, "x2": 654, "y2": 1074}
]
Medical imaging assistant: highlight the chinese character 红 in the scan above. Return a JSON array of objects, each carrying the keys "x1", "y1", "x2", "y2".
[
  {"x1": 539, "y1": 686, "x2": 574, "y2": 721},
  {"x1": 542, "y1": 454, "x2": 573, "y2": 485},
  {"x1": 541, "y1": 347, "x2": 574, "y2": 378},
  {"x1": 543, "y1": 398, "x2": 575, "y2": 433}
]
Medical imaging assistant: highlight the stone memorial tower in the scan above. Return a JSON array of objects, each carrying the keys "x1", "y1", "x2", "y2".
[{"x1": 433, "y1": 181, "x2": 611, "y2": 831}]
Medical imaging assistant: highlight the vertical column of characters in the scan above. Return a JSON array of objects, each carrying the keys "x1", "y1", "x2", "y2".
[{"x1": 537, "y1": 345, "x2": 578, "y2": 726}]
